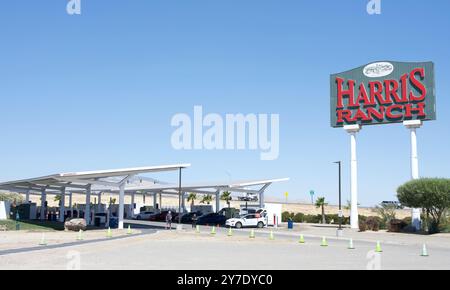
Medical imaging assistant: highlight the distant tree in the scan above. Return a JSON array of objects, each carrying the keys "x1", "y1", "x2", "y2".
[
  {"x1": 397, "y1": 178, "x2": 450, "y2": 233},
  {"x1": 315, "y1": 197, "x2": 328, "y2": 224},
  {"x1": 200, "y1": 195, "x2": 213, "y2": 205},
  {"x1": 220, "y1": 191, "x2": 232, "y2": 208},
  {"x1": 0, "y1": 192, "x2": 24, "y2": 203},
  {"x1": 187, "y1": 193, "x2": 197, "y2": 207}
]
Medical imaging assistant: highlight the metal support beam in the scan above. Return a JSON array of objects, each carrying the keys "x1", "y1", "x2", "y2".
[
  {"x1": 59, "y1": 188, "x2": 66, "y2": 223},
  {"x1": 85, "y1": 185, "x2": 91, "y2": 225},
  {"x1": 258, "y1": 183, "x2": 271, "y2": 208},
  {"x1": 118, "y1": 183, "x2": 125, "y2": 229},
  {"x1": 131, "y1": 191, "x2": 135, "y2": 217},
  {"x1": 40, "y1": 189, "x2": 46, "y2": 221},
  {"x1": 69, "y1": 192, "x2": 73, "y2": 217},
  {"x1": 215, "y1": 190, "x2": 220, "y2": 213}
]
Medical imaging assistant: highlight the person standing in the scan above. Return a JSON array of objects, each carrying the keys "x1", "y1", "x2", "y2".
[
  {"x1": 166, "y1": 211, "x2": 173, "y2": 230},
  {"x1": 192, "y1": 213, "x2": 198, "y2": 229}
]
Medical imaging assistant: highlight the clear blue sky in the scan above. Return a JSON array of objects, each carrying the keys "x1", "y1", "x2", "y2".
[{"x1": 1, "y1": 0, "x2": 449, "y2": 206}]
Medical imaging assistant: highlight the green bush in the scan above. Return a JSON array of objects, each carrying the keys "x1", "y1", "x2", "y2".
[
  {"x1": 398, "y1": 178, "x2": 450, "y2": 234},
  {"x1": 282, "y1": 211, "x2": 293, "y2": 222},
  {"x1": 281, "y1": 212, "x2": 350, "y2": 225},
  {"x1": 292, "y1": 213, "x2": 305, "y2": 223},
  {"x1": 0, "y1": 192, "x2": 24, "y2": 203}
]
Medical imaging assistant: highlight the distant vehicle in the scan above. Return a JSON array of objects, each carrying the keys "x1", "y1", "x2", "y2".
[
  {"x1": 217, "y1": 208, "x2": 240, "y2": 219},
  {"x1": 196, "y1": 213, "x2": 227, "y2": 226},
  {"x1": 94, "y1": 212, "x2": 107, "y2": 224},
  {"x1": 135, "y1": 211, "x2": 155, "y2": 220},
  {"x1": 381, "y1": 201, "x2": 403, "y2": 209},
  {"x1": 240, "y1": 207, "x2": 266, "y2": 216},
  {"x1": 180, "y1": 211, "x2": 204, "y2": 224},
  {"x1": 237, "y1": 193, "x2": 258, "y2": 202},
  {"x1": 226, "y1": 213, "x2": 267, "y2": 229}
]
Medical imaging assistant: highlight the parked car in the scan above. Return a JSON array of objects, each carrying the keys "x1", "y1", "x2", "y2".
[
  {"x1": 238, "y1": 194, "x2": 258, "y2": 202},
  {"x1": 180, "y1": 211, "x2": 204, "y2": 224},
  {"x1": 381, "y1": 201, "x2": 403, "y2": 209},
  {"x1": 135, "y1": 211, "x2": 155, "y2": 220},
  {"x1": 94, "y1": 212, "x2": 107, "y2": 225},
  {"x1": 196, "y1": 213, "x2": 227, "y2": 226},
  {"x1": 218, "y1": 208, "x2": 240, "y2": 219},
  {"x1": 226, "y1": 213, "x2": 267, "y2": 229}
]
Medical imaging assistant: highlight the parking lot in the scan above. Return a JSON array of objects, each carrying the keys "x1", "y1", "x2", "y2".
[{"x1": 1, "y1": 221, "x2": 450, "y2": 270}]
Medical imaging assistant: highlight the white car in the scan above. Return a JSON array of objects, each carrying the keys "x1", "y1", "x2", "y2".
[{"x1": 226, "y1": 213, "x2": 267, "y2": 229}]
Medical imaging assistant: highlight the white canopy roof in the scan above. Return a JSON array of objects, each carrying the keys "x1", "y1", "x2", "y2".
[{"x1": 0, "y1": 164, "x2": 191, "y2": 194}]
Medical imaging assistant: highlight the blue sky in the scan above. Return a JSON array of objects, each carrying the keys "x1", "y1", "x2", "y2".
[{"x1": 0, "y1": 0, "x2": 449, "y2": 206}]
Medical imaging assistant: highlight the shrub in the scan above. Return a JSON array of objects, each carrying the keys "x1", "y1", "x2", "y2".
[
  {"x1": 359, "y1": 220, "x2": 367, "y2": 232},
  {"x1": 282, "y1": 211, "x2": 293, "y2": 222},
  {"x1": 397, "y1": 178, "x2": 450, "y2": 234},
  {"x1": 292, "y1": 213, "x2": 305, "y2": 223},
  {"x1": 365, "y1": 216, "x2": 380, "y2": 231}
]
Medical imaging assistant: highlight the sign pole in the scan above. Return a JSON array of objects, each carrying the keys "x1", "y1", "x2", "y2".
[
  {"x1": 404, "y1": 120, "x2": 422, "y2": 230},
  {"x1": 344, "y1": 124, "x2": 361, "y2": 230}
]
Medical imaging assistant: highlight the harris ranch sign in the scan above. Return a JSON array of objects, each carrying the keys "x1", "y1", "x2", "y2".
[{"x1": 330, "y1": 61, "x2": 436, "y2": 127}]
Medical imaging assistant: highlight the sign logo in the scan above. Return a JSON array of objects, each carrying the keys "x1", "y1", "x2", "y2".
[
  {"x1": 330, "y1": 61, "x2": 436, "y2": 128},
  {"x1": 363, "y1": 62, "x2": 394, "y2": 78}
]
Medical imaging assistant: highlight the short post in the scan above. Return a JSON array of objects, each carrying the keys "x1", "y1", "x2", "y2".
[{"x1": 404, "y1": 120, "x2": 423, "y2": 231}]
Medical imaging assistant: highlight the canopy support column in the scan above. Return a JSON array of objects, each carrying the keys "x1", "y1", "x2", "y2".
[
  {"x1": 131, "y1": 191, "x2": 136, "y2": 217},
  {"x1": 118, "y1": 183, "x2": 125, "y2": 229},
  {"x1": 40, "y1": 189, "x2": 47, "y2": 221},
  {"x1": 215, "y1": 190, "x2": 220, "y2": 213},
  {"x1": 59, "y1": 187, "x2": 66, "y2": 223},
  {"x1": 85, "y1": 185, "x2": 91, "y2": 225}
]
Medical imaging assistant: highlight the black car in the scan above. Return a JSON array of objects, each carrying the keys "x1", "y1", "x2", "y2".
[
  {"x1": 180, "y1": 211, "x2": 204, "y2": 224},
  {"x1": 196, "y1": 213, "x2": 227, "y2": 226}
]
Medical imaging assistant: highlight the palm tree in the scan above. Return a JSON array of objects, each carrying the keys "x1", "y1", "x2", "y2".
[
  {"x1": 200, "y1": 194, "x2": 213, "y2": 205},
  {"x1": 187, "y1": 193, "x2": 197, "y2": 207},
  {"x1": 315, "y1": 197, "x2": 328, "y2": 224},
  {"x1": 220, "y1": 191, "x2": 232, "y2": 208}
]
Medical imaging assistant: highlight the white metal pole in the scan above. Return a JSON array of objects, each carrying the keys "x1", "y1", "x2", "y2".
[
  {"x1": 215, "y1": 191, "x2": 220, "y2": 213},
  {"x1": 118, "y1": 183, "x2": 125, "y2": 229},
  {"x1": 410, "y1": 128, "x2": 419, "y2": 179},
  {"x1": 25, "y1": 190, "x2": 30, "y2": 203},
  {"x1": 344, "y1": 125, "x2": 361, "y2": 229},
  {"x1": 404, "y1": 120, "x2": 422, "y2": 230},
  {"x1": 59, "y1": 188, "x2": 66, "y2": 223}
]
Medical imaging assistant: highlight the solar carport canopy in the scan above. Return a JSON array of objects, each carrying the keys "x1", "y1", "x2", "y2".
[
  {"x1": 0, "y1": 164, "x2": 191, "y2": 229},
  {"x1": 0, "y1": 164, "x2": 288, "y2": 229},
  {"x1": 0, "y1": 164, "x2": 191, "y2": 194}
]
